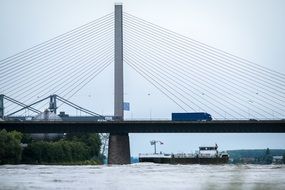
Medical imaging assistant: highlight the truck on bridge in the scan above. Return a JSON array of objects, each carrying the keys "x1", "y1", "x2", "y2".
[{"x1": 171, "y1": 112, "x2": 212, "y2": 121}]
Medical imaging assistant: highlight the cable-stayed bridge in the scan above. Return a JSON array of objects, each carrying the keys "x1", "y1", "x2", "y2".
[{"x1": 1, "y1": 4, "x2": 285, "y2": 164}]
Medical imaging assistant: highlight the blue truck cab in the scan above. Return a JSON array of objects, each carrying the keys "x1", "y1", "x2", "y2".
[{"x1": 171, "y1": 112, "x2": 212, "y2": 121}]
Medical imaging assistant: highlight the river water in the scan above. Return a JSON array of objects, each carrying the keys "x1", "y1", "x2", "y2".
[{"x1": 0, "y1": 164, "x2": 284, "y2": 190}]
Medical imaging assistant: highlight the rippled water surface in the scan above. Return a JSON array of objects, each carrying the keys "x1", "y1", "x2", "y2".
[{"x1": 0, "y1": 164, "x2": 285, "y2": 190}]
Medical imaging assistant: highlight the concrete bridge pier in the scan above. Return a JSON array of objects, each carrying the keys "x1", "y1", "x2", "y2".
[{"x1": 108, "y1": 133, "x2": 130, "y2": 164}]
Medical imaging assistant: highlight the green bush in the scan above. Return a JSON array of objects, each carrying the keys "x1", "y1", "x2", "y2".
[
  {"x1": 65, "y1": 133, "x2": 102, "y2": 161},
  {"x1": 0, "y1": 129, "x2": 23, "y2": 164},
  {"x1": 1, "y1": 130, "x2": 102, "y2": 165},
  {"x1": 22, "y1": 140, "x2": 90, "y2": 164}
]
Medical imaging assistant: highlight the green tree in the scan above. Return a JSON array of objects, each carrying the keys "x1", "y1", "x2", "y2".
[
  {"x1": 70, "y1": 141, "x2": 89, "y2": 161},
  {"x1": 60, "y1": 140, "x2": 72, "y2": 162},
  {"x1": 22, "y1": 140, "x2": 90, "y2": 164},
  {"x1": 65, "y1": 133, "x2": 102, "y2": 161},
  {"x1": 21, "y1": 132, "x2": 102, "y2": 164},
  {"x1": 86, "y1": 133, "x2": 101, "y2": 158},
  {"x1": 263, "y1": 148, "x2": 273, "y2": 164},
  {"x1": 0, "y1": 129, "x2": 23, "y2": 164},
  {"x1": 21, "y1": 134, "x2": 33, "y2": 144},
  {"x1": 22, "y1": 141, "x2": 44, "y2": 163}
]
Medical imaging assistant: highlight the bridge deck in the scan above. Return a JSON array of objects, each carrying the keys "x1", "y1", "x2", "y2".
[{"x1": 0, "y1": 120, "x2": 285, "y2": 133}]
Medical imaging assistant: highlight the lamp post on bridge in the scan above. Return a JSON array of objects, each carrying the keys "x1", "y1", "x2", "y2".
[
  {"x1": 248, "y1": 99, "x2": 253, "y2": 118},
  {"x1": 148, "y1": 93, "x2": 152, "y2": 120}
]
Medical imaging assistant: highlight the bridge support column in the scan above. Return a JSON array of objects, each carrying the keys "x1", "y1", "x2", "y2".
[
  {"x1": 49, "y1": 94, "x2": 57, "y2": 114},
  {"x1": 0, "y1": 94, "x2": 4, "y2": 120},
  {"x1": 108, "y1": 133, "x2": 130, "y2": 164},
  {"x1": 107, "y1": 3, "x2": 131, "y2": 164}
]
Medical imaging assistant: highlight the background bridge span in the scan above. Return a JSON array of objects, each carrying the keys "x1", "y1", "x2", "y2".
[{"x1": 0, "y1": 120, "x2": 284, "y2": 133}]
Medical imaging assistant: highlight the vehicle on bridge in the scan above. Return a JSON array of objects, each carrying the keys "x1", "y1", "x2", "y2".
[{"x1": 171, "y1": 112, "x2": 212, "y2": 121}]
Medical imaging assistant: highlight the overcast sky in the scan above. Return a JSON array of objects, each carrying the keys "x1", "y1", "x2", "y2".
[{"x1": 1, "y1": 0, "x2": 285, "y2": 155}]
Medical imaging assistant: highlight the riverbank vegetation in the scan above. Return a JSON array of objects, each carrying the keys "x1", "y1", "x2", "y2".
[
  {"x1": 228, "y1": 149, "x2": 285, "y2": 164},
  {"x1": 0, "y1": 130, "x2": 22, "y2": 164},
  {"x1": 0, "y1": 129, "x2": 103, "y2": 165}
]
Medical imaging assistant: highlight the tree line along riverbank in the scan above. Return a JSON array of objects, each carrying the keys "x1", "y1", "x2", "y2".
[{"x1": 0, "y1": 129, "x2": 103, "y2": 165}]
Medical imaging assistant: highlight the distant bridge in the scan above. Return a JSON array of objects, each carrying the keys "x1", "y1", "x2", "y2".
[{"x1": 1, "y1": 120, "x2": 284, "y2": 133}]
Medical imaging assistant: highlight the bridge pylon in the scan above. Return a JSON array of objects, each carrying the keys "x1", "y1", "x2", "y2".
[{"x1": 108, "y1": 3, "x2": 131, "y2": 164}]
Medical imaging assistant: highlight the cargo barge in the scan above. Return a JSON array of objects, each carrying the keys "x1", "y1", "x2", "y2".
[{"x1": 139, "y1": 144, "x2": 229, "y2": 164}]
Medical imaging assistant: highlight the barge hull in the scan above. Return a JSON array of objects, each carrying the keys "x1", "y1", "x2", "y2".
[{"x1": 139, "y1": 157, "x2": 228, "y2": 164}]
